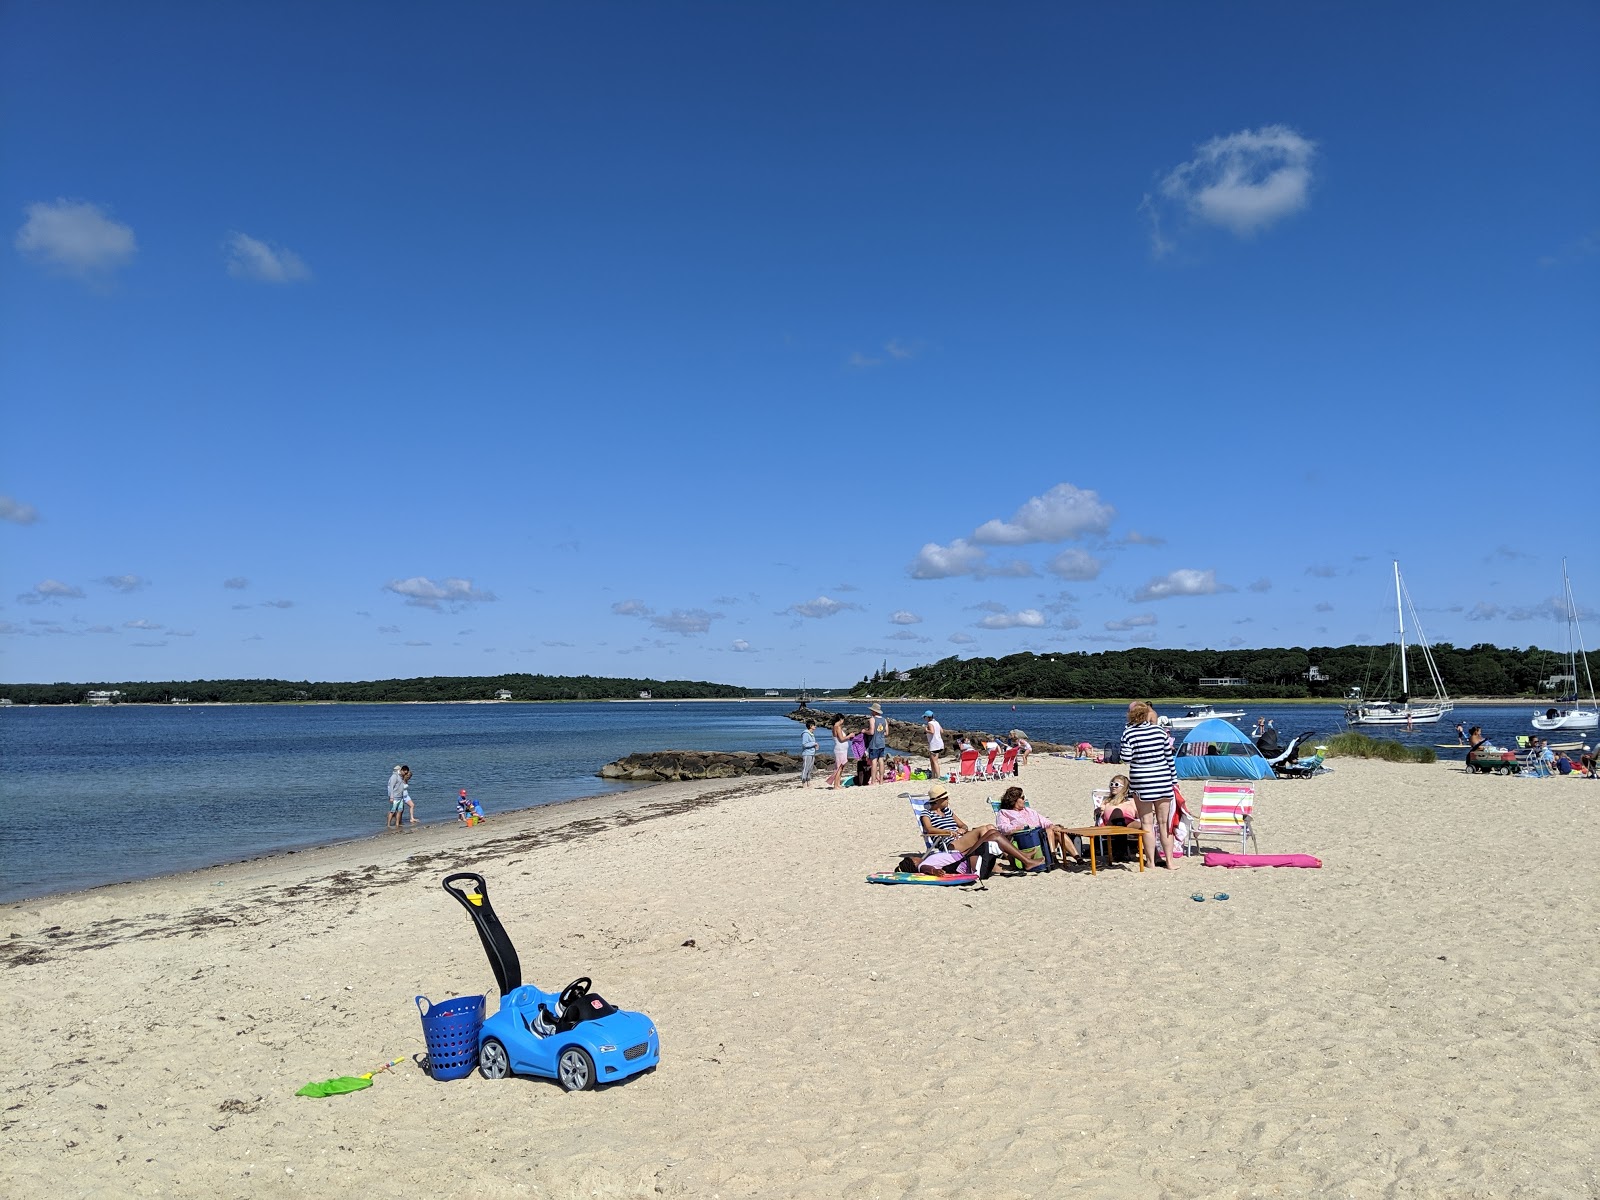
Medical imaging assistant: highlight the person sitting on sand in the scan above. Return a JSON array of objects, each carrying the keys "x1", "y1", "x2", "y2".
[
  {"x1": 993, "y1": 785, "x2": 1081, "y2": 863},
  {"x1": 1074, "y1": 741, "x2": 1095, "y2": 761},
  {"x1": 919, "y1": 783, "x2": 1031, "y2": 868}
]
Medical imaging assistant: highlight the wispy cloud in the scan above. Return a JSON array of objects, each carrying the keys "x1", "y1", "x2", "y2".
[
  {"x1": 846, "y1": 351, "x2": 883, "y2": 368},
  {"x1": 1538, "y1": 228, "x2": 1599, "y2": 269},
  {"x1": 15, "y1": 199, "x2": 137, "y2": 280},
  {"x1": 611, "y1": 598, "x2": 722, "y2": 635},
  {"x1": 259, "y1": 599, "x2": 295, "y2": 609},
  {"x1": 378, "y1": 624, "x2": 401, "y2": 634},
  {"x1": 889, "y1": 610, "x2": 923, "y2": 625},
  {"x1": 1314, "y1": 602, "x2": 1334, "y2": 612},
  {"x1": 1104, "y1": 613, "x2": 1157, "y2": 631},
  {"x1": 1305, "y1": 565, "x2": 1339, "y2": 578},
  {"x1": 0, "y1": 495, "x2": 40, "y2": 525},
  {"x1": 17, "y1": 579, "x2": 85, "y2": 604},
  {"x1": 1467, "y1": 596, "x2": 1595, "y2": 623},
  {"x1": 1248, "y1": 578, "x2": 1273, "y2": 593},
  {"x1": 948, "y1": 632, "x2": 976, "y2": 644},
  {"x1": 1151, "y1": 125, "x2": 1316, "y2": 250},
  {"x1": 223, "y1": 576, "x2": 250, "y2": 590},
  {"x1": 123, "y1": 618, "x2": 163, "y2": 630},
  {"x1": 404, "y1": 640, "x2": 431, "y2": 647},
  {"x1": 1133, "y1": 568, "x2": 1234, "y2": 601},
  {"x1": 225, "y1": 232, "x2": 312, "y2": 283},
  {"x1": 848, "y1": 338, "x2": 923, "y2": 369},
  {"x1": 731, "y1": 638, "x2": 753, "y2": 652},
  {"x1": 1044, "y1": 548, "x2": 1103, "y2": 581},
  {"x1": 786, "y1": 595, "x2": 859, "y2": 619},
  {"x1": 887, "y1": 630, "x2": 930, "y2": 642},
  {"x1": 384, "y1": 576, "x2": 497, "y2": 611},
  {"x1": 1119, "y1": 530, "x2": 1165, "y2": 547},
  {"x1": 99, "y1": 573, "x2": 148, "y2": 593}
]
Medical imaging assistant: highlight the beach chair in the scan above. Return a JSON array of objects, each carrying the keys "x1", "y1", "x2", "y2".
[
  {"x1": 903, "y1": 793, "x2": 994, "y2": 875},
  {"x1": 1192, "y1": 782, "x2": 1257, "y2": 854},
  {"x1": 977, "y1": 747, "x2": 999, "y2": 779},
  {"x1": 1518, "y1": 750, "x2": 1550, "y2": 779},
  {"x1": 998, "y1": 746, "x2": 1019, "y2": 777},
  {"x1": 955, "y1": 750, "x2": 980, "y2": 783}
]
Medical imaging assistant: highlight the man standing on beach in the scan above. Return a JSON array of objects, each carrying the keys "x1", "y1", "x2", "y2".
[
  {"x1": 924, "y1": 709, "x2": 944, "y2": 780},
  {"x1": 800, "y1": 720, "x2": 817, "y2": 786},
  {"x1": 866, "y1": 702, "x2": 888, "y2": 785},
  {"x1": 386, "y1": 764, "x2": 410, "y2": 829}
]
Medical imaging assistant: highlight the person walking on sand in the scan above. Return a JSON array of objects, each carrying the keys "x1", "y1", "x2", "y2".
[
  {"x1": 1120, "y1": 702, "x2": 1178, "y2": 869},
  {"x1": 828, "y1": 713, "x2": 848, "y2": 790},
  {"x1": 800, "y1": 720, "x2": 818, "y2": 786},
  {"x1": 923, "y1": 709, "x2": 944, "y2": 780},
  {"x1": 866, "y1": 702, "x2": 889, "y2": 785}
]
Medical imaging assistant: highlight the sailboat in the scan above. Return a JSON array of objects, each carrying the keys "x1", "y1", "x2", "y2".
[
  {"x1": 1344, "y1": 561, "x2": 1454, "y2": 727},
  {"x1": 1531, "y1": 560, "x2": 1597, "y2": 733}
]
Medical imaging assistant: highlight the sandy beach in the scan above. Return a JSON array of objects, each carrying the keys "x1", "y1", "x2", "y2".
[{"x1": 3, "y1": 755, "x2": 1596, "y2": 1198}]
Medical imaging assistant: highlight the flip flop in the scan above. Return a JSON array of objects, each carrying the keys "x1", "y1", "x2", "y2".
[
  {"x1": 1190, "y1": 893, "x2": 1206, "y2": 902},
  {"x1": 1212, "y1": 893, "x2": 1230, "y2": 901}
]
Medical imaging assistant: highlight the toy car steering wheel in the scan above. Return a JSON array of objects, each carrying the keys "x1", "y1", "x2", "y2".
[{"x1": 558, "y1": 977, "x2": 592, "y2": 1013}]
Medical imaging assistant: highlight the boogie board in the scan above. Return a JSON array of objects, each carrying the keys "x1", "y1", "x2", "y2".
[{"x1": 866, "y1": 872, "x2": 979, "y2": 886}]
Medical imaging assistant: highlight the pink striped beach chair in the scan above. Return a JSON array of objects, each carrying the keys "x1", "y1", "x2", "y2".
[{"x1": 1192, "y1": 782, "x2": 1257, "y2": 854}]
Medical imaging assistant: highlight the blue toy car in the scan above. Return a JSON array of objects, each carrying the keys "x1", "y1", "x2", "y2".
[{"x1": 443, "y1": 872, "x2": 660, "y2": 1091}]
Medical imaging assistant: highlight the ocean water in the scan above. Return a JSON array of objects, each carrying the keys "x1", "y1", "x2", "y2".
[{"x1": 0, "y1": 699, "x2": 1528, "y2": 903}]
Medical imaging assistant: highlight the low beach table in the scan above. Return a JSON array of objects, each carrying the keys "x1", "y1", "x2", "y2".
[{"x1": 1062, "y1": 826, "x2": 1145, "y2": 874}]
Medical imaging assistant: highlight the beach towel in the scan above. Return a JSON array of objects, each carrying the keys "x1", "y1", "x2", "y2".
[{"x1": 1203, "y1": 852, "x2": 1321, "y2": 869}]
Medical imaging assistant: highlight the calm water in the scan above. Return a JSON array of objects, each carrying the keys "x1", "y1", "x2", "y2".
[{"x1": 0, "y1": 699, "x2": 1528, "y2": 902}]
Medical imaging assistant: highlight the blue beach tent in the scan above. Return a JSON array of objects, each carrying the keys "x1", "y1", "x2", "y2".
[{"x1": 1174, "y1": 718, "x2": 1274, "y2": 781}]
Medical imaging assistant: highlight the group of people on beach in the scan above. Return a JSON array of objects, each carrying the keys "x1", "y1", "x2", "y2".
[
  {"x1": 798, "y1": 703, "x2": 1030, "y2": 790},
  {"x1": 903, "y1": 700, "x2": 1182, "y2": 876},
  {"x1": 383, "y1": 765, "x2": 488, "y2": 829}
]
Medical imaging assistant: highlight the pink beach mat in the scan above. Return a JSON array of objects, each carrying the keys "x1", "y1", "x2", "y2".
[{"x1": 1203, "y1": 852, "x2": 1322, "y2": 869}]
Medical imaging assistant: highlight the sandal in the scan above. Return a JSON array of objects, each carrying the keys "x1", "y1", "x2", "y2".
[{"x1": 1190, "y1": 893, "x2": 1206, "y2": 903}]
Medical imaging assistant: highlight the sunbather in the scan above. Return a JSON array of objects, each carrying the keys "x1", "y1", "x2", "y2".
[
  {"x1": 919, "y1": 783, "x2": 1029, "y2": 866},
  {"x1": 993, "y1": 786, "x2": 1081, "y2": 863}
]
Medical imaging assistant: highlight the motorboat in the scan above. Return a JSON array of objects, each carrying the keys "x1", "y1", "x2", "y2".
[
  {"x1": 1164, "y1": 703, "x2": 1246, "y2": 731},
  {"x1": 1344, "y1": 562, "x2": 1453, "y2": 727},
  {"x1": 1531, "y1": 560, "x2": 1597, "y2": 733}
]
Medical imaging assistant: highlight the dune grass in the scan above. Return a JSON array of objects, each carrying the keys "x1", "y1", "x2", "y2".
[{"x1": 1325, "y1": 731, "x2": 1437, "y2": 764}]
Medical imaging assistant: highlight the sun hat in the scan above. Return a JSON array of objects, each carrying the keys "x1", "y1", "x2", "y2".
[
  {"x1": 927, "y1": 782, "x2": 950, "y2": 800},
  {"x1": 924, "y1": 710, "x2": 935, "y2": 718},
  {"x1": 869, "y1": 702, "x2": 883, "y2": 714}
]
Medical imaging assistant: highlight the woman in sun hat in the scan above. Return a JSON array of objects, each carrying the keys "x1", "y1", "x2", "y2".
[
  {"x1": 918, "y1": 782, "x2": 1029, "y2": 867},
  {"x1": 923, "y1": 709, "x2": 944, "y2": 779},
  {"x1": 865, "y1": 702, "x2": 889, "y2": 785}
]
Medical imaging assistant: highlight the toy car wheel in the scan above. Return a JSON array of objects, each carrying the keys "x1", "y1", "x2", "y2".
[
  {"x1": 478, "y1": 1037, "x2": 510, "y2": 1080},
  {"x1": 556, "y1": 1046, "x2": 595, "y2": 1092}
]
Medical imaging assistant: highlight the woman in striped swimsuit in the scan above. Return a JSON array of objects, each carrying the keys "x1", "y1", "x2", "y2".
[
  {"x1": 1120, "y1": 700, "x2": 1179, "y2": 869},
  {"x1": 918, "y1": 783, "x2": 1030, "y2": 867}
]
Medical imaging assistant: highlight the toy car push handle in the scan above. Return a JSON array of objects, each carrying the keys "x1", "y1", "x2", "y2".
[{"x1": 441, "y1": 872, "x2": 523, "y2": 996}]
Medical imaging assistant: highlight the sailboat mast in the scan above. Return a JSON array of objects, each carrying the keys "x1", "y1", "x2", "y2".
[
  {"x1": 1395, "y1": 560, "x2": 1409, "y2": 701},
  {"x1": 1565, "y1": 559, "x2": 1598, "y2": 707}
]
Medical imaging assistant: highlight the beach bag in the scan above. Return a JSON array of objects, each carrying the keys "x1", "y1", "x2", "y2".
[
  {"x1": 1006, "y1": 825, "x2": 1053, "y2": 873},
  {"x1": 1102, "y1": 742, "x2": 1121, "y2": 764}
]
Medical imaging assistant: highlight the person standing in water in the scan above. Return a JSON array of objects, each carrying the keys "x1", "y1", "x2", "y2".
[{"x1": 386, "y1": 764, "x2": 411, "y2": 829}]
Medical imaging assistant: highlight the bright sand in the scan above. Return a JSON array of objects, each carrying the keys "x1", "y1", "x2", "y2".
[{"x1": 3, "y1": 756, "x2": 1596, "y2": 1198}]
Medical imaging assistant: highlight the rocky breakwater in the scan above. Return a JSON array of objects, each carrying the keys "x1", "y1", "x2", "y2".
[
  {"x1": 786, "y1": 706, "x2": 1069, "y2": 754},
  {"x1": 598, "y1": 750, "x2": 806, "y2": 782}
]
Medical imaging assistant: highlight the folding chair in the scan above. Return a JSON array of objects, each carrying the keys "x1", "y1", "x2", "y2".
[
  {"x1": 955, "y1": 750, "x2": 980, "y2": 783},
  {"x1": 998, "y1": 747, "x2": 1019, "y2": 777},
  {"x1": 977, "y1": 747, "x2": 999, "y2": 779},
  {"x1": 1193, "y1": 782, "x2": 1257, "y2": 854}
]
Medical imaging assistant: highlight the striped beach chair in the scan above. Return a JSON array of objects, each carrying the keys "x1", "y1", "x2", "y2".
[{"x1": 1193, "y1": 782, "x2": 1257, "y2": 854}]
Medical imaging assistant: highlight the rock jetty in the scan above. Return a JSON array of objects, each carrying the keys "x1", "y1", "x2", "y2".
[
  {"x1": 598, "y1": 750, "x2": 805, "y2": 782},
  {"x1": 784, "y1": 706, "x2": 1068, "y2": 754}
]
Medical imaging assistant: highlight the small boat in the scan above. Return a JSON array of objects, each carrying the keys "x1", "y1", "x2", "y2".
[
  {"x1": 1345, "y1": 561, "x2": 1453, "y2": 727},
  {"x1": 1531, "y1": 560, "x2": 1598, "y2": 733},
  {"x1": 1165, "y1": 703, "x2": 1246, "y2": 731}
]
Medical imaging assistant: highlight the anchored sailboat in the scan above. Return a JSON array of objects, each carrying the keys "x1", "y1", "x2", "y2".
[
  {"x1": 1531, "y1": 560, "x2": 1597, "y2": 733},
  {"x1": 1344, "y1": 561, "x2": 1453, "y2": 727}
]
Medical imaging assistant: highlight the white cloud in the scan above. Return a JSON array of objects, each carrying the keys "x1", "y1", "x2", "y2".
[
  {"x1": 15, "y1": 199, "x2": 137, "y2": 278},
  {"x1": 1105, "y1": 613, "x2": 1158, "y2": 631},
  {"x1": 731, "y1": 639, "x2": 753, "y2": 652},
  {"x1": 1157, "y1": 125, "x2": 1316, "y2": 238},
  {"x1": 948, "y1": 632, "x2": 976, "y2": 644},
  {"x1": 889, "y1": 610, "x2": 923, "y2": 625},
  {"x1": 378, "y1": 624, "x2": 401, "y2": 634},
  {"x1": 99, "y1": 573, "x2": 148, "y2": 593},
  {"x1": 0, "y1": 495, "x2": 40, "y2": 525},
  {"x1": 225, "y1": 232, "x2": 312, "y2": 283},
  {"x1": 1044, "y1": 548, "x2": 1103, "y2": 581},
  {"x1": 907, "y1": 539, "x2": 1033, "y2": 580},
  {"x1": 123, "y1": 618, "x2": 163, "y2": 630},
  {"x1": 887, "y1": 630, "x2": 930, "y2": 642},
  {"x1": 223, "y1": 576, "x2": 250, "y2": 589},
  {"x1": 976, "y1": 608, "x2": 1046, "y2": 630},
  {"x1": 972, "y1": 483, "x2": 1115, "y2": 545},
  {"x1": 385, "y1": 576, "x2": 497, "y2": 611},
  {"x1": 787, "y1": 595, "x2": 857, "y2": 619},
  {"x1": 17, "y1": 579, "x2": 85, "y2": 604},
  {"x1": 1133, "y1": 568, "x2": 1235, "y2": 601}
]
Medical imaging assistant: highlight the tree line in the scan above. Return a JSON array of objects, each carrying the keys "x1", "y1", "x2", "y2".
[
  {"x1": 850, "y1": 642, "x2": 1573, "y2": 700},
  {"x1": 0, "y1": 673, "x2": 749, "y2": 705}
]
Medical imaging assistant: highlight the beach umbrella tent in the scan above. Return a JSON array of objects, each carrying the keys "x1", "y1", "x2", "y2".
[{"x1": 1174, "y1": 718, "x2": 1274, "y2": 780}]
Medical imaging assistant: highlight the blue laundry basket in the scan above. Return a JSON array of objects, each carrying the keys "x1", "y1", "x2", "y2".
[{"x1": 416, "y1": 994, "x2": 485, "y2": 1081}]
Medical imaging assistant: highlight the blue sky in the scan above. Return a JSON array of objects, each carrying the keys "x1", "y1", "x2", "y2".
[{"x1": 2, "y1": 1, "x2": 1596, "y2": 686}]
